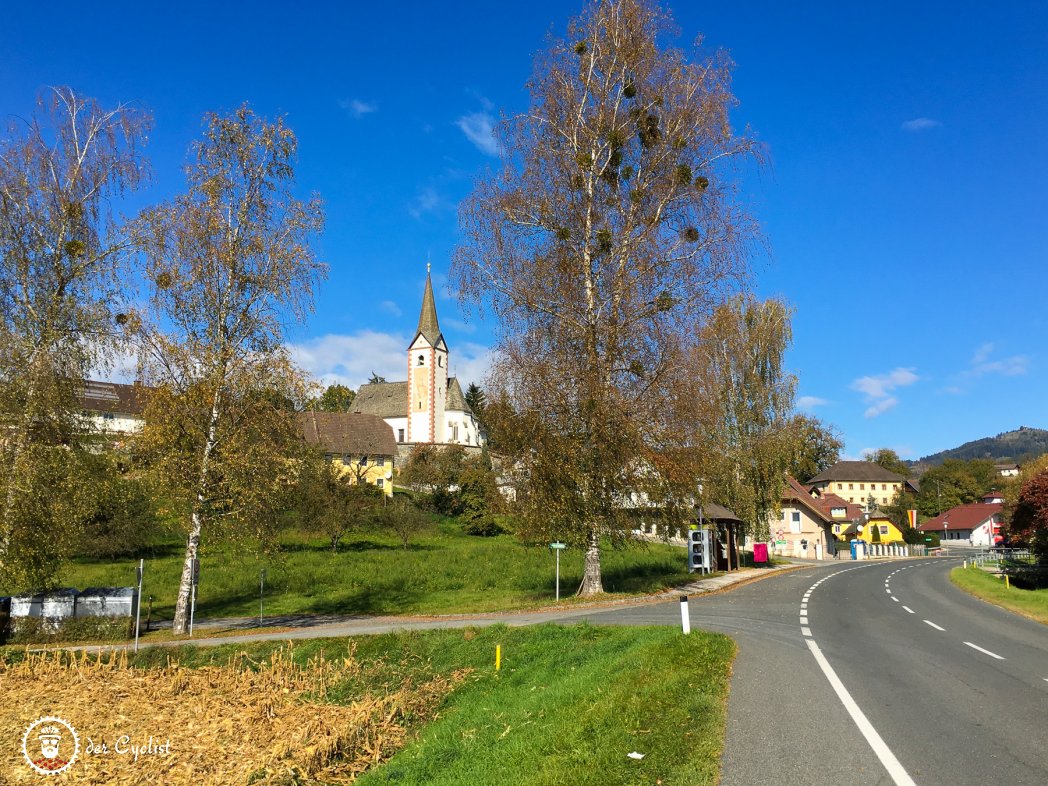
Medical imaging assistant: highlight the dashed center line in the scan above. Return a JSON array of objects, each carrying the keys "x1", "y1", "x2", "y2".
[
  {"x1": 902, "y1": 606, "x2": 915, "y2": 614},
  {"x1": 964, "y1": 642, "x2": 1005, "y2": 660},
  {"x1": 924, "y1": 620, "x2": 945, "y2": 631}
]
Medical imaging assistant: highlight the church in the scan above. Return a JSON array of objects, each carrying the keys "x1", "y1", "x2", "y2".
[{"x1": 352, "y1": 268, "x2": 484, "y2": 454}]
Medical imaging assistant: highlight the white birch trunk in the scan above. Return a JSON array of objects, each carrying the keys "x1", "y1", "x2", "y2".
[
  {"x1": 171, "y1": 391, "x2": 222, "y2": 635},
  {"x1": 578, "y1": 527, "x2": 604, "y2": 596}
]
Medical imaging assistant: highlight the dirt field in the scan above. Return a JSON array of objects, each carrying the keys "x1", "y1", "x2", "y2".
[{"x1": 0, "y1": 645, "x2": 466, "y2": 785}]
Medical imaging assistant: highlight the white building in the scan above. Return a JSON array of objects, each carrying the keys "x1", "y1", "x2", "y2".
[
  {"x1": 352, "y1": 268, "x2": 484, "y2": 451},
  {"x1": 78, "y1": 380, "x2": 148, "y2": 435}
]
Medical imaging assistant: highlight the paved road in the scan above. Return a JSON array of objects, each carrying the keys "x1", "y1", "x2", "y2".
[
  {"x1": 575, "y1": 558, "x2": 1048, "y2": 785},
  {"x1": 63, "y1": 558, "x2": 1048, "y2": 784}
]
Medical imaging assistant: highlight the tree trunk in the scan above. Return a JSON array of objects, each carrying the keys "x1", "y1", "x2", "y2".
[
  {"x1": 172, "y1": 390, "x2": 222, "y2": 635},
  {"x1": 171, "y1": 514, "x2": 202, "y2": 634},
  {"x1": 578, "y1": 528, "x2": 604, "y2": 596}
]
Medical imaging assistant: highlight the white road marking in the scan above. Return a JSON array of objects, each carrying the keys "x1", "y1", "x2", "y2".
[
  {"x1": 801, "y1": 627, "x2": 812, "y2": 637},
  {"x1": 902, "y1": 606, "x2": 915, "y2": 614},
  {"x1": 923, "y1": 620, "x2": 945, "y2": 631},
  {"x1": 800, "y1": 616, "x2": 809, "y2": 625},
  {"x1": 964, "y1": 642, "x2": 1005, "y2": 660},
  {"x1": 892, "y1": 597, "x2": 899, "y2": 602},
  {"x1": 885, "y1": 589, "x2": 892, "y2": 594},
  {"x1": 805, "y1": 639, "x2": 918, "y2": 786}
]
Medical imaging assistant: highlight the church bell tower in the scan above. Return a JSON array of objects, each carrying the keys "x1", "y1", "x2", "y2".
[{"x1": 406, "y1": 265, "x2": 448, "y2": 443}]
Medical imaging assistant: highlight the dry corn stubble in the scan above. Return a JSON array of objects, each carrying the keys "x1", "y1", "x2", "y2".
[{"x1": 0, "y1": 644, "x2": 468, "y2": 785}]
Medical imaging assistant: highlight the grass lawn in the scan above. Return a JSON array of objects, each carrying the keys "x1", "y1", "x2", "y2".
[
  {"x1": 25, "y1": 520, "x2": 695, "y2": 624},
  {"x1": 949, "y1": 566, "x2": 1048, "y2": 625},
  {"x1": 123, "y1": 624, "x2": 736, "y2": 786}
]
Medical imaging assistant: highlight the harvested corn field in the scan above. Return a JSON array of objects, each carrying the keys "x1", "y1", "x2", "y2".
[{"x1": 0, "y1": 644, "x2": 467, "y2": 785}]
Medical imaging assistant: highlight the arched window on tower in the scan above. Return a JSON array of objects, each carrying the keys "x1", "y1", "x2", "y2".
[
  {"x1": 438, "y1": 356, "x2": 443, "y2": 367},
  {"x1": 418, "y1": 354, "x2": 425, "y2": 366}
]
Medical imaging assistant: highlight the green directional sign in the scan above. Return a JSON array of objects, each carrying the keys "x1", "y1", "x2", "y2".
[{"x1": 550, "y1": 542, "x2": 567, "y2": 550}]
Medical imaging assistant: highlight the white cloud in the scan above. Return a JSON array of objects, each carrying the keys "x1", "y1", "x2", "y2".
[
  {"x1": 287, "y1": 331, "x2": 409, "y2": 389},
  {"x1": 339, "y1": 98, "x2": 378, "y2": 118},
  {"x1": 971, "y1": 342, "x2": 994, "y2": 365},
  {"x1": 901, "y1": 117, "x2": 941, "y2": 132},
  {"x1": 968, "y1": 344, "x2": 1029, "y2": 377},
  {"x1": 851, "y1": 367, "x2": 918, "y2": 418},
  {"x1": 796, "y1": 395, "x2": 828, "y2": 411},
  {"x1": 456, "y1": 112, "x2": 501, "y2": 156},
  {"x1": 449, "y1": 342, "x2": 494, "y2": 389},
  {"x1": 408, "y1": 186, "x2": 453, "y2": 220},
  {"x1": 864, "y1": 397, "x2": 898, "y2": 418},
  {"x1": 379, "y1": 300, "x2": 402, "y2": 317}
]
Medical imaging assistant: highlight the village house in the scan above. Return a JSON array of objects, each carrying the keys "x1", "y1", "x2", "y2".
[
  {"x1": 297, "y1": 411, "x2": 398, "y2": 497},
  {"x1": 807, "y1": 460, "x2": 906, "y2": 509},
  {"x1": 918, "y1": 501, "x2": 1003, "y2": 546}
]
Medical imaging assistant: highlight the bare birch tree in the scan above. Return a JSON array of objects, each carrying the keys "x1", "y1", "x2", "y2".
[
  {"x1": 136, "y1": 106, "x2": 324, "y2": 634},
  {"x1": 452, "y1": 0, "x2": 760, "y2": 594},
  {"x1": 0, "y1": 88, "x2": 149, "y2": 588}
]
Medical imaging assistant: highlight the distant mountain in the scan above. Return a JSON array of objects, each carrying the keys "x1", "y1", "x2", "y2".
[{"x1": 915, "y1": 426, "x2": 1048, "y2": 467}]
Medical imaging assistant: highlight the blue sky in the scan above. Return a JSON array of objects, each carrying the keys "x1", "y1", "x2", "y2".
[{"x1": 2, "y1": 1, "x2": 1045, "y2": 459}]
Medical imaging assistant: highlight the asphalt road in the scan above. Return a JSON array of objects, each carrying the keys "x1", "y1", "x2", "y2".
[
  {"x1": 578, "y1": 558, "x2": 1048, "y2": 785},
  {"x1": 66, "y1": 558, "x2": 1048, "y2": 784}
]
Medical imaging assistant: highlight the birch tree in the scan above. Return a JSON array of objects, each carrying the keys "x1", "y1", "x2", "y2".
[
  {"x1": 452, "y1": 0, "x2": 759, "y2": 594},
  {"x1": 0, "y1": 88, "x2": 149, "y2": 588},
  {"x1": 136, "y1": 106, "x2": 324, "y2": 634},
  {"x1": 679, "y1": 294, "x2": 797, "y2": 543}
]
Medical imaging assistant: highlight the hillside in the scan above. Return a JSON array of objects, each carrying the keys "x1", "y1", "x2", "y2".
[{"x1": 916, "y1": 426, "x2": 1048, "y2": 466}]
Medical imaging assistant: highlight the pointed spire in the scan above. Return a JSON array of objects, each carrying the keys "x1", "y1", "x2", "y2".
[{"x1": 416, "y1": 267, "x2": 442, "y2": 345}]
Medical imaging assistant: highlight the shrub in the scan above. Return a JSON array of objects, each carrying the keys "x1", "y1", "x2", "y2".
[{"x1": 5, "y1": 615, "x2": 133, "y2": 645}]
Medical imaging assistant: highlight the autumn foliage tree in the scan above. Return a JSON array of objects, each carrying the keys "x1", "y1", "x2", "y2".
[
  {"x1": 136, "y1": 106, "x2": 324, "y2": 634},
  {"x1": 0, "y1": 88, "x2": 149, "y2": 589},
  {"x1": 452, "y1": 0, "x2": 760, "y2": 594}
]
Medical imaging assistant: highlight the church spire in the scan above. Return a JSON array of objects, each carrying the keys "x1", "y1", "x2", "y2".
[{"x1": 416, "y1": 267, "x2": 442, "y2": 344}]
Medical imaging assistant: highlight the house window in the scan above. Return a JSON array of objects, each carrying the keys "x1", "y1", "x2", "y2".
[
  {"x1": 790, "y1": 511, "x2": 801, "y2": 533},
  {"x1": 418, "y1": 354, "x2": 425, "y2": 366},
  {"x1": 398, "y1": 429, "x2": 404, "y2": 442},
  {"x1": 849, "y1": 484, "x2": 854, "y2": 490},
  {"x1": 791, "y1": 512, "x2": 801, "y2": 522},
  {"x1": 837, "y1": 483, "x2": 843, "y2": 491},
  {"x1": 438, "y1": 356, "x2": 443, "y2": 367},
  {"x1": 360, "y1": 455, "x2": 368, "y2": 466},
  {"x1": 375, "y1": 457, "x2": 384, "y2": 467},
  {"x1": 879, "y1": 525, "x2": 889, "y2": 535},
  {"x1": 881, "y1": 484, "x2": 887, "y2": 491},
  {"x1": 377, "y1": 478, "x2": 384, "y2": 488},
  {"x1": 859, "y1": 484, "x2": 864, "y2": 491}
]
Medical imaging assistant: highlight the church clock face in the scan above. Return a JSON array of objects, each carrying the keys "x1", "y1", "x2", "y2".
[{"x1": 413, "y1": 370, "x2": 429, "y2": 411}]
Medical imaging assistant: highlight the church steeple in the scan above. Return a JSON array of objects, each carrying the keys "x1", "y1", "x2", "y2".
[{"x1": 416, "y1": 265, "x2": 442, "y2": 345}]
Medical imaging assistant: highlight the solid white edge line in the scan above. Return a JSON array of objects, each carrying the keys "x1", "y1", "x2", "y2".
[
  {"x1": 964, "y1": 642, "x2": 1005, "y2": 660},
  {"x1": 902, "y1": 606, "x2": 915, "y2": 614},
  {"x1": 805, "y1": 639, "x2": 917, "y2": 786},
  {"x1": 923, "y1": 620, "x2": 945, "y2": 631}
]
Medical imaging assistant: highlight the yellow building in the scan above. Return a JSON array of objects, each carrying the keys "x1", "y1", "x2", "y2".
[
  {"x1": 297, "y1": 412, "x2": 397, "y2": 497},
  {"x1": 847, "y1": 513, "x2": 906, "y2": 544},
  {"x1": 807, "y1": 461, "x2": 905, "y2": 508}
]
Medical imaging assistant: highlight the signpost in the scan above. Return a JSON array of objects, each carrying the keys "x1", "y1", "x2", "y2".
[
  {"x1": 550, "y1": 542, "x2": 566, "y2": 602},
  {"x1": 259, "y1": 568, "x2": 266, "y2": 627},
  {"x1": 133, "y1": 559, "x2": 144, "y2": 653}
]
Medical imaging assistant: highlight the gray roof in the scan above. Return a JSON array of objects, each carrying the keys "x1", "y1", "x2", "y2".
[
  {"x1": 79, "y1": 380, "x2": 150, "y2": 415},
  {"x1": 297, "y1": 412, "x2": 397, "y2": 456},
  {"x1": 353, "y1": 381, "x2": 409, "y2": 418},
  {"x1": 698, "y1": 503, "x2": 742, "y2": 522},
  {"x1": 447, "y1": 377, "x2": 473, "y2": 415},
  {"x1": 353, "y1": 377, "x2": 474, "y2": 418},
  {"x1": 808, "y1": 461, "x2": 905, "y2": 485}
]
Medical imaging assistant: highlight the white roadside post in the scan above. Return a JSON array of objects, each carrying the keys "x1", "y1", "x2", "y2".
[
  {"x1": 134, "y1": 559, "x2": 144, "y2": 653},
  {"x1": 260, "y1": 568, "x2": 266, "y2": 627},
  {"x1": 550, "y1": 542, "x2": 566, "y2": 601},
  {"x1": 680, "y1": 595, "x2": 691, "y2": 635}
]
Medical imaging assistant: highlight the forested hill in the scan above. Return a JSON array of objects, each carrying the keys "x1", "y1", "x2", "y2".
[{"x1": 916, "y1": 426, "x2": 1048, "y2": 466}]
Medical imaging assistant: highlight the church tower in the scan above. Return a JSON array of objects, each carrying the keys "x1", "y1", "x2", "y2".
[{"x1": 406, "y1": 266, "x2": 449, "y2": 443}]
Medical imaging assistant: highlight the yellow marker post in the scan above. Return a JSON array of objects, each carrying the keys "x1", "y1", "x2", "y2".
[
  {"x1": 496, "y1": 645, "x2": 502, "y2": 671},
  {"x1": 1005, "y1": 575, "x2": 1010, "y2": 589}
]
